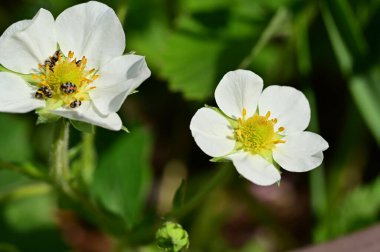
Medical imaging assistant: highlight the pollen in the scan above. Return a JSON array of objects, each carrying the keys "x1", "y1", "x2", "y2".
[
  {"x1": 33, "y1": 50, "x2": 99, "y2": 109},
  {"x1": 235, "y1": 108, "x2": 285, "y2": 155}
]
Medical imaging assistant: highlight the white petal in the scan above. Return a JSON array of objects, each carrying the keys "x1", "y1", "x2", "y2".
[
  {"x1": 273, "y1": 131, "x2": 329, "y2": 172},
  {"x1": 215, "y1": 70, "x2": 263, "y2": 119},
  {"x1": 0, "y1": 9, "x2": 56, "y2": 74},
  {"x1": 56, "y1": 1, "x2": 125, "y2": 69},
  {"x1": 1, "y1": 20, "x2": 31, "y2": 38},
  {"x1": 90, "y1": 55, "x2": 150, "y2": 115},
  {"x1": 229, "y1": 152, "x2": 281, "y2": 186},
  {"x1": 51, "y1": 102, "x2": 122, "y2": 131},
  {"x1": 0, "y1": 72, "x2": 44, "y2": 112},
  {"x1": 190, "y1": 107, "x2": 235, "y2": 157},
  {"x1": 258, "y1": 86, "x2": 310, "y2": 134}
]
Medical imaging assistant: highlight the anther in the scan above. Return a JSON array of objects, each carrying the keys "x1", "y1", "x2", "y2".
[
  {"x1": 265, "y1": 111, "x2": 271, "y2": 118},
  {"x1": 242, "y1": 108, "x2": 247, "y2": 118},
  {"x1": 278, "y1": 127, "x2": 285, "y2": 132}
]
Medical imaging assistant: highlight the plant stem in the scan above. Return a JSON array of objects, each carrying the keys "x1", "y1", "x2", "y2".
[
  {"x1": 50, "y1": 119, "x2": 71, "y2": 194},
  {"x1": 171, "y1": 163, "x2": 233, "y2": 220},
  {"x1": 81, "y1": 132, "x2": 96, "y2": 186}
]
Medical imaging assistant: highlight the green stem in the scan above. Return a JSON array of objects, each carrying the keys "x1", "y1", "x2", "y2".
[
  {"x1": 239, "y1": 8, "x2": 289, "y2": 69},
  {"x1": 80, "y1": 132, "x2": 96, "y2": 186},
  {"x1": 171, "y1": 163, "x2": 233, "y2": 220},
  {"x1": 50, "y1": 119, "x2": 71, "y2": 194}
]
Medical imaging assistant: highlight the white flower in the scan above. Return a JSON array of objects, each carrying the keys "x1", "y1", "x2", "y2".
[
  {"x1": 0, "y1": 1, "x2": 150, "y2": 130},
  {"x1": 190, "y1": 70, "x2": 329, "y2": 186}
]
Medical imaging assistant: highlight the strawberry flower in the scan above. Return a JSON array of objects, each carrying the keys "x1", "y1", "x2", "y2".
[
  {"x1": 190, "y1": 70, "x2": 328, "y2": 186},
  {"x1": 0, "y1": 1, "x2": 150, "y2": 130}
]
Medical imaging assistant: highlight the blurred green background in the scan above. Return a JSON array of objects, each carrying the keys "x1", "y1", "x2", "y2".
[{"x1": 0, "y1": 0, "x2": 379, "y2": 251}]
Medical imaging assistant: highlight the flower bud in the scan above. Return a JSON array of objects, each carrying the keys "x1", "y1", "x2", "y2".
[{"x1": 156, "y1": 221, "x2": 189, "y2": 251}]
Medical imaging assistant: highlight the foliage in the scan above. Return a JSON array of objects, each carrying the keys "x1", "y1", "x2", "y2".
[{"x1": 0, "y1": 0, "x2": 380, "y2": 251}]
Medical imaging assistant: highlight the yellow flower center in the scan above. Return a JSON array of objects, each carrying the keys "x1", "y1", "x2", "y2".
[
  {"x1": 33, "y1": 50, "x2": 99, "y2": 109},
  {"x1": 235, "y1": 108, "x2": 285, "y2": 156}
]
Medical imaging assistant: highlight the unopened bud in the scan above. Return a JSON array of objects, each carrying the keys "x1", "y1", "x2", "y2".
[{"x1": 156, "y1": 221, "x2": 189, "y2": 251}]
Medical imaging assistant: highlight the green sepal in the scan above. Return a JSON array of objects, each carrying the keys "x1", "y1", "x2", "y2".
[
  {"x1": 70, "y1": 120, "x2": 95, "y2": 134},
  {"x1": 0, "y1": 64, "x2": 39, "y2": 85},
  {"x1": 121, "y1": 125, "x2": 130, "y2": 133},
  {"x1": 204, "y1": 105, "x2": 237, "y2": 127},
  {"x1": 35, "y1": 111, "x2": 60, "y2": 124},
  {"x1": 210, "y1": 156, "x2": 229, "y2": 162}
]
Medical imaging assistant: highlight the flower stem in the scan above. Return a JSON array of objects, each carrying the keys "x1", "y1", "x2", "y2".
[
  {"x1": 171, "y1": 163, "x2": 233, "y2": 220},
  {"x1": 80, "y1": 132, "x2": 96, "y2": 186},
  {"x1": 50, "y1": 119, "x2": 71, "y2": 194}
]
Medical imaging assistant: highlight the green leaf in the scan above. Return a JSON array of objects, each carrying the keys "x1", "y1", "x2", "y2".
[
  {"x1": 349, "y1": 73, "x2": 380, "y2": 145},
  {"x1": 69, "y1": 120, "x2": 95, "y2": 134},
  {"x1": 0, "y1": 114, "x2": 32, "y2": 162},
  {"x1": 91, "y1": 127, "x2": 152, "y2": 229},
  {"x1": 3, "y1": 192, "x2": 55, "y2": 232},
  {"x1": 161, "y1": 33, "x2": 225, "y2": 100},
  {"x1": 315, "y1": 177, "x2": 380, "y2": 241},
  {"x1": 323, "y1": 0, "x2": 368, "y2": 63}
]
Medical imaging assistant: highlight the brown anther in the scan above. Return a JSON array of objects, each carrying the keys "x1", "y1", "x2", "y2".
[
  {"x1": 265, "y1": 111, "x2": 271, "y2": 118},
  {"x1": 278, "y1": 127, "x2": 285, "y2": 132},
  {"x1": 273, "y1": 140, "x2": 286, "y2": 144}
]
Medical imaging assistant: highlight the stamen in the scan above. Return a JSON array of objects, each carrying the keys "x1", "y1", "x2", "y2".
[
  {"x1": 234, "y1": 111, "x2": 285, "y2": 155},
  {"x1": 35, "y1": 50, "x2": 98, "y2": 110},
  {"x1": 242, "y1": 108, "x2": 247, "y2": 119}
]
